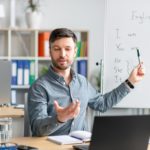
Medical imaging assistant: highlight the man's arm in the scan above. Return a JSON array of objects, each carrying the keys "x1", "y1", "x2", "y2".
[
  {"x1": 88, "y1": 63, "x2": 145, "y2": 112},
  {"x1": 28, "y1": 83, "x2": 65, "y2": 136},
  {"x1": 87, "y1": 82, "x2": 130, "y2": 112}
]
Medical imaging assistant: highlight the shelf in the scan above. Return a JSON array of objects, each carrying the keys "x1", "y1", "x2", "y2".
[
  {"x1": 11, "y1": 57, "x2": 36, "y2": 60},
  {"x1": 38, "y1": 57, "x2": 51, "y2": 61},
  {"x1": 0, "y1": 56, "x2": 9, "y2": 60},
  {"x1": 0, "y1": 28, "x2": 89, "y2": 104},
  {"x1": 11, "y1": 85, "x2": 30, "y2": 89},
  {"x1": 76, "y1": 57, "x2": 88, "y2": 60}
]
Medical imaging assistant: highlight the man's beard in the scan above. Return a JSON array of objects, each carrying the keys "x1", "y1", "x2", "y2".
[{"x1": 51, "y1": 59, "x2": 72, "y2": 70}]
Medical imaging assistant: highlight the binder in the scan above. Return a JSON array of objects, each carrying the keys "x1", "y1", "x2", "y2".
[
  {"x1": 77, "y1": 60, "x2": 87, "y2": 77},
  {"x1": 11, "y1": 60, "x2": 17, "y2": 85},
  {"x1": 23, "y1": 60, "x2": 30, "y2": 85},
  {"x1": 11, "y1": 90, "x2": 16, "y2": 105},
  {"x1": 29, "y1": 60, "x2": 35, "y2": 85},
  {"x1": 17, "y1": 60, "x2": 23, "y2": 85}
]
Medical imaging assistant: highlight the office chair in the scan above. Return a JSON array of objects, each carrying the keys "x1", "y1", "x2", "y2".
[{"x1": 24, "y1": 94, "x2": 32, "y2": 136}]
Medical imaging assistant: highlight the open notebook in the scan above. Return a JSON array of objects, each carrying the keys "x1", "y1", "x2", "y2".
[{"x1": 48, "y1": 130, "x2": 91, "y2": 145}]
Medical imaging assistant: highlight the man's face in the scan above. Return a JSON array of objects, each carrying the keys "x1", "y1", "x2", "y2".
[{"x1": 50, "y1": 37, "x2": 77, "y2": 70}]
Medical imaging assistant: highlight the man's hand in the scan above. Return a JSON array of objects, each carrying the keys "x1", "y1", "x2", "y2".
[
  {"x1": 128, "y1": 62, "x2": 145, "y2": 85},
  {"x1": 54, "y1": 100, "x2": 80, "y2": 123}
]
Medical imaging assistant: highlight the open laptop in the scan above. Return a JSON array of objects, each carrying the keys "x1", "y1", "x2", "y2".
[
  {"x1": 0, "y1": 60, "x2": 11, "y2": 105},
  {"x1": 73, "y1": 115, "x2": 150, "y2": 150}
]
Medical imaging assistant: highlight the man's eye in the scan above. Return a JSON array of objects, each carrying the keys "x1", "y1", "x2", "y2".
[
  {"x1": 54, "y1": 48, "x2": 60, "y2": 51},
  {"x1": 65, "y1": 48, "x2": 71, "y2": 51}
]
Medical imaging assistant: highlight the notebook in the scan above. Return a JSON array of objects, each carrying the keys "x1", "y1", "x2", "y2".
[
  {"x1": 0, "y1": 60, "x2": 11, "y2": 105},
  {"x1": 73, "y1": 115, "x2": 150, "y2": 150},
  {"x1": 48, "y1": 130, "x2": 91, "y2": 145}
]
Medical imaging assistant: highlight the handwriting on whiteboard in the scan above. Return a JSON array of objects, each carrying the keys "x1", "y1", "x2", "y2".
[{"x1": 112, "y1": 9, "x2": 146, "y2": 83}]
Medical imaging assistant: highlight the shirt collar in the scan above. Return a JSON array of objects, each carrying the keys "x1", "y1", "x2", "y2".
[{"x1": 48, "y1": 65, "x2": 77, "y2": 84}]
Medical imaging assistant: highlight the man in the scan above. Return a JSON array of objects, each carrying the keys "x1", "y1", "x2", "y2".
[{"x1": 28, "y1": 28, "x2": 145, "y2": 136}]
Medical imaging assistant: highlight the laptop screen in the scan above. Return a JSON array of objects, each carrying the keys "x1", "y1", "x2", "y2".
[
  {"x1": 0, "y1": 60, "x2": 11, "y2": 105},
  {"x1": 89, "y1": 115, "x2": 150, "y2": 150},
  {"x1": 73, "y1": 115, "x2": 150, "y2": 150}
]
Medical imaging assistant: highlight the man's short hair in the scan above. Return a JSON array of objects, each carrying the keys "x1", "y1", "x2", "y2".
[{"x1": 49, "y1": 28, "x2": 77, "y2": 48}]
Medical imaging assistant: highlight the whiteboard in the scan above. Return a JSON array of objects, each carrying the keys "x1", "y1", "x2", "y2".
[{"x1": 104, "y1": 0, "x2": 150, "y2": 108}]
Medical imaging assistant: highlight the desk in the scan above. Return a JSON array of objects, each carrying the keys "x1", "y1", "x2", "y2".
[
  {"x1": 11, "y1": 137, "x2": 73, "y2": 150},
  {"x1": 10, "y1": 137, "x2": 150, "y2": 150},
  {"x1": 0, "y1": 106, "x2": 24, "y2": 118}
]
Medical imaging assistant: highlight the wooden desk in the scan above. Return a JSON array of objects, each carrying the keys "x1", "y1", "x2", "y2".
[
  {"x1": 10, "y1": 137, "x2": 150, "y2": 150},
  {"x1": 0, "y1": 106, "x2": 24, "y2": 118},
  {"x1": 11, "y1": 137, "x2": 73, "y2": 150}
]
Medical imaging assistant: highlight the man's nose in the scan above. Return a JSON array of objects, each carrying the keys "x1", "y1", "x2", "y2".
[{"x1": 60, "y1": 49, "x2": 66, "y2": 57}]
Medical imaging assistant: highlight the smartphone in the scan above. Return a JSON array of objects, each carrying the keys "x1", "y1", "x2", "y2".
[{"x1": 17, "y1": 145, "x2": 38, "y2": 150}]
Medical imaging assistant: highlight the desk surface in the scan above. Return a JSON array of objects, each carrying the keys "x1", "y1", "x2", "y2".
[
  {"x1": 0, "y1": 106, "x2": 24, "y2": 118},
  {"x1": 10, "y1": 137, "x2": 150, "y2": 150},
  {"x1": 11, "y1": 137, "x2": 73, "y2": 150}
]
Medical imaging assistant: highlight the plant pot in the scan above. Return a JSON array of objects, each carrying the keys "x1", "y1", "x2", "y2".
[{"x1": 26, "y1": 11, "x2": 42, "y2": 29}]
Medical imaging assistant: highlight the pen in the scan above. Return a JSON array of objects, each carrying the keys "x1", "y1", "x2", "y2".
[
  {"x1": 136, "y1": 48, "x2": 144, "y2": 75},
  {"x1": 136, "y1": 48, "x2": 141, "y2": 64}
]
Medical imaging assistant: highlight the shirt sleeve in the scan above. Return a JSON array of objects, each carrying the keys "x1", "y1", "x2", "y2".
[
  {"x1": 87, "y1": 81, "x2": 131, "y2": 112},
  {"x1": 28, "y1": 82, "x2": 65, "y2": 136}
]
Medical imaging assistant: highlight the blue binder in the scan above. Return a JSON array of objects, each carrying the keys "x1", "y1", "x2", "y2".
[
  {"x1": 77, "y1": 60, "x2": 87, "y2": 77},
  {"x1": 23, "y1": 60, "x2": 30, "y2": 85},
  {"x1": 17, "y1": 60, "x2": 23, "y2": 85},
  {"x1": 11, "y1": 60, "x2": 17, "y2": 85}
]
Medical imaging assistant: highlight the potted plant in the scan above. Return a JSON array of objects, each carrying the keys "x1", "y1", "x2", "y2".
[{"x1": 26, "y1": 0, "x2": 42, "y2": 29}]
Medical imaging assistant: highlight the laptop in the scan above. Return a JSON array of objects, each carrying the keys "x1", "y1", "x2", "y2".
[
  {"x1": 0, "y1": 60, "x2": 11, "y2": 105},
  {"x1": 73, "y1": 115, "x2": 150, "y2": 150}
]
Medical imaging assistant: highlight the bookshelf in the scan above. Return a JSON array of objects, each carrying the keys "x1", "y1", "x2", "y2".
[{"x1": 0, "y1": 28, "x2": 89, "y2": 104}]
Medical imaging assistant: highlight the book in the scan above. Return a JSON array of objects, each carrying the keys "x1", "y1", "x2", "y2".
[
  {"x1": 47, "y1": 130, "x2": 91, "y2": 145},
  {"x1": 38, "y1": 32, "x2": 51, "y2": 57},
  {"x1": 76, "y1": 41, "x2": 82, "y2": 57},
  {"x1": 14, "y1": 104, "x2": 24, "y2": 109}
]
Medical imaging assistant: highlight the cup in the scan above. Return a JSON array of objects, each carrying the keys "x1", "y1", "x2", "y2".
[{"x1": 0, "y1": 118, "x2": 12, "y2": 143}]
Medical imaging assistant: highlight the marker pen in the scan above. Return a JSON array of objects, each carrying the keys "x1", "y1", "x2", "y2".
[
  {"x1": 136, "y1": 48, "x2": 144, "y2": 75},
  {"x1": 136, "y1": 48, "x2": 141, "y2": 64}
]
